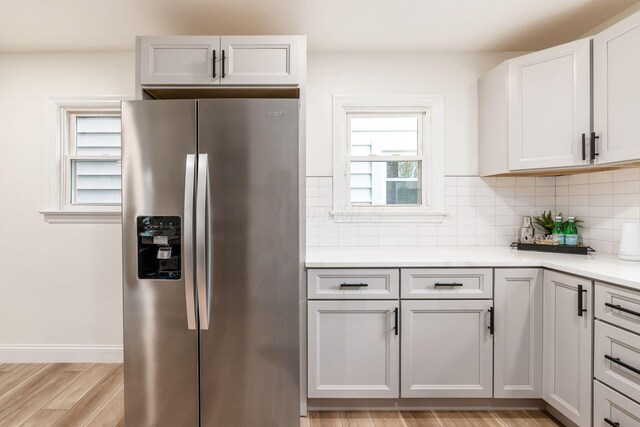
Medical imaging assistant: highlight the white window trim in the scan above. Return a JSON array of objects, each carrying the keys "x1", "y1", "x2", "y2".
[
  {"x1": 41, "y1": 97, "x2": 129, "y2": 224},
  {"x1": 331, "y1": 95, "x2": 447, "y2": 223}
]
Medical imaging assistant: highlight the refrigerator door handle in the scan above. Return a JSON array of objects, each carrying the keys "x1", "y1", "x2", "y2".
[
  {"x1": 196, "y1": 153, "x2": 211, "y2": 330},
  {"x1": 183, "y1": 154, "x2": 197, "y2": 330}
]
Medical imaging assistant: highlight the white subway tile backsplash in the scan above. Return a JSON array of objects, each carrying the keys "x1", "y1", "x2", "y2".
[
  {"x1": 305, "y1": 168, "x2": 640, "y2": 254},
  {"x1": 613, "y1": 168, "x2": 640, "y2": 182},
  {"x1": 589, "y1": 171, "x2": 613, "y2": 183}
]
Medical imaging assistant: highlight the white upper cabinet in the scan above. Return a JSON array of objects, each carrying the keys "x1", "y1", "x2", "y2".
[
  {"x1": 594, "y1": 11, "x2": 640, "y2": 165},
  {"x1": 140, "y1": 36, "x2": 220, "y2": 85},
  {"x1": 508, "y1": 38, "x2": 591, "y2": 171},
  {"x1": 138, "y1": 35, "x2": 302, "y2": 87},
  {"x1": 220, "y1": 36, "x2": 299, "y2": 85}
]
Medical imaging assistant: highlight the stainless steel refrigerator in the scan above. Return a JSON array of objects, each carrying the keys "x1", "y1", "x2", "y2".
[{"x1": 121, "y1": 98, "x2": 301, "y2": 426}]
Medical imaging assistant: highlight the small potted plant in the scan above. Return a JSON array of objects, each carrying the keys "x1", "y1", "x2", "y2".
[{"x1": 532, "y1": 211, "x2": 583, "y2": 243}]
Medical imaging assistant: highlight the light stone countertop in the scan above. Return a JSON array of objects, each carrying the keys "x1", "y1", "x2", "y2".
[{"x1": 306, "y1": 246, "x2": 640, "y2": 290}]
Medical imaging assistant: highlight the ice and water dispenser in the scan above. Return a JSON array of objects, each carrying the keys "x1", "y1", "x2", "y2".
[{"x1": 137, "y1": 216, "x2": 181, "y2": 279}]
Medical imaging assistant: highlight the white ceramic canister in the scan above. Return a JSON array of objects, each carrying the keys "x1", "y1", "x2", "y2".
[{"x1": 619, "y1": 223, "x2": 640, "y2": 261}]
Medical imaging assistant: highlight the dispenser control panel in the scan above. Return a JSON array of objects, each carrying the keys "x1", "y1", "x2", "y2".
[{"x1": 137, "y1": 216, "x2": 181, "y2": 280}]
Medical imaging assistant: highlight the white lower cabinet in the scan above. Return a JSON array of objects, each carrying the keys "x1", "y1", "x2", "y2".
[
  {"x1": 400, "y1": 300, "x2": 493, "y2": 398},
  {"x1": 494, "y1": 269, "x2": 543, "y2": 398},
  {"x1": 543, "y1": 271, "x2": 593, "y2": 427},
  {"x1": 594, "y1": 380, "x2": 640, "y2": 427},
  {"x1": 307, "y1": 300, "x2": 399, "y2": 398}
]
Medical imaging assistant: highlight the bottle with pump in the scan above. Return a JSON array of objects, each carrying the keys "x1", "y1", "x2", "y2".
[
  {"x1": 564, "y1": 217, "x2": 579, "y2": 246},
  {"x1": 551, "y1": 216, "x2": 565, "y2": 244}
]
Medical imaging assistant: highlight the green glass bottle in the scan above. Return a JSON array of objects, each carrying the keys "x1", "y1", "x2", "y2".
[
  {"x1": 551, "y1": 216, "x2": 564, "y2": 244},
  {"x1": 564, "y1": 217, "x2": 579, "y2": 246}
]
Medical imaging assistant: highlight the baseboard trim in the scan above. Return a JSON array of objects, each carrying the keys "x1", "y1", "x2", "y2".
[
  {"x1": 308, "y1": 398, "x2": 546, "y2": 411},
  {"x1": 0, "y1": 344, "x2": 123, "y2": 363}
]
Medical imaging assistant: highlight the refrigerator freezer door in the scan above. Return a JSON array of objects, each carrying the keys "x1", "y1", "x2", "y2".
[
  {"x1": 197, "y1": 99, "x2": 301, "y2": 427},
  {"x1": 122, "y1": 100, "x2": 199, "y2": 427}
]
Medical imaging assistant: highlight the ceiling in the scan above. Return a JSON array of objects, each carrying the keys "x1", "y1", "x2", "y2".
[{"x1": 0, "y1": 0, "x2": 638, "y2": 53}]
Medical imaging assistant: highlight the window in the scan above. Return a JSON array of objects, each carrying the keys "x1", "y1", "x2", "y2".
[
  {"x1": 42, "y1": 98, "x2": 125, "y2": 223},
  {"x1": 67, "y1": 113, "x2": 122, "y2": 205},
  {"x1": 332, "y1": 96, "x2": 445, "y2": 222}
]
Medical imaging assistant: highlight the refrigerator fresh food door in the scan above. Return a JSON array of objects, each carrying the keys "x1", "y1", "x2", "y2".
[
  {"x1": 197, "y1": 99, "x2": 300, "y2": 427},
  {"x1": 122, "y1": 100, "x2": 199, "y2": 427}
]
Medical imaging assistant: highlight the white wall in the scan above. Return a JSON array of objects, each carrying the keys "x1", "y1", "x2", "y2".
[
  {"x1": 0, "y1": 52, "x2": 134, "y2": 361},
  {"x1": 305, "y1": 52, "x2": 522, "y2": 176}
]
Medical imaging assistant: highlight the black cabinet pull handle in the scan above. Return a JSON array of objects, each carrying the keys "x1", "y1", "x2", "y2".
[
  {"x1": 212, "y1": 50, "x2": 217, "y2": 78},
  {"x1": 339, "y1": 283, "x2": 368, "y2": 288},
  {"x1": 604, "y1": 418, "x2": 621, "y2": 427},
  {"x1": 578, "y1": 285, "x2": 587, "y2": 317},
  {"x1": 488, "y1": 307, "x2": 494, "y2": 335},
  {"x1": 605, "y1": 354, "x2": 640, "y2": 375},
  {"x1": 591, "y1": 132, "x2": 600, "y2": 160},
  {"x1": 394, "y1": 307, "x2": 399, "y2": 336},
  {"x1": 434, "y1": 282, "x2": 463, "y2": 287},
  {"x1": 582, "y1": 133, "x2": 586, "y2": 161},
  {"x1": 221, "y1": 50, "x2": 226, "y2": 78},
  {"x1": 605, "y1": 302, "x2": 640, "y2": 318}
]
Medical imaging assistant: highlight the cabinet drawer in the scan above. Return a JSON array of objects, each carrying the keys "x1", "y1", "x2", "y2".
[
  {"x1": 401, "y1": 268, "x2": 493, "y2": 299},
  {"x1": 594, "y1": 380, "x2": 640, "y2": 427},
  {"x1": 596, "y1": 282, "x2": 640, "y2": 334},
  {"x1": 307, "y1": 269, "x2": 399, "y2": 299},
  {"x1": 595, "y1": 320, "x2": 640, "y2": 403}
]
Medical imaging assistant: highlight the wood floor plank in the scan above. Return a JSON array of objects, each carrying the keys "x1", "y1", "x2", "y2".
[
  {"x1": 0, "y1": 365, "x2": 64, "y2": 413},
  {"x1": 52, "y1": 365, "x2": 123, "y2": 427},
  {"x1": 463, "y1": 411, "x2": 506, "y2": 427},
  {"x1": 61, "y1": 363, "x2": 94, "y2": 372},
  {"x1": 44, "y1": 364, "x2": 116, "y2": 410},
  {"x1": 522, "y1": 411, "x2": 562, "y2": 427},
  {"x1": 20, "y1": 409, "x2": 66, "y2": 427},
  {"x1": 496, "y1": 411, "x2": 539, "y2": 427},
  {"x1": 310, "y1": 411, "x2": 343, "y2": 427},
  {"x1": 0, "y1": 364, "x2": 47, "y2": 398},
  {"x1": 0, "y1": 369, "x2": 82, "y2": 426},
  {"x1": 301, "y1": 415, "x2": 311, "y2": 427},
  {"x1": 84, "y1": 385, "x2": 125, "y2": 427},
  {"x1": 341, "y1": 411, "x2": 375, "y2": 427},
  {"x1": 371, "y1": 411, "x2": 408, "y2": 427},
  {"x1": 432, "y1": 411, "x2": 473, "y2": 427},
  {"x1": 401, "y1": 411, "x2": 440, "y2": 427}
]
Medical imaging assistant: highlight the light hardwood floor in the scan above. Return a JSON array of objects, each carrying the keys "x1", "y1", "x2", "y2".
[{"x1": 0, "y1": 363, "x2": 562, "y2": 427}]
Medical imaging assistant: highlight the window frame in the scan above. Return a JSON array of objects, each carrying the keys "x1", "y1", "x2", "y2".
[
  {"x1": 42, "y1": 97, "x2": 128, "y2": 224},
  {"x1": 331, "y1": 95, "x2": 446, "y2": 223}
]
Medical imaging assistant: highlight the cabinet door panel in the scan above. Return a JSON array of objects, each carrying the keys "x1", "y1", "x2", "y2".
[
  {"x1": 220, "y1": 36, "x2": 299, "y2": 85},
  {"x1": 543, "y1": 271, "x2": 592, "y2": 426},
  {"x1": 494, "y1": 269, "x2": 543, "y2": 398},
  {"x1": 594, "y1": 12, "x2": 640, "y2": 164},
  {"x1": 508, "y1": 38, "x2": 591, "y2": 170},
  {"x1": 140, "y1": 36, "x2": 220, "y2": 85},
  {"x1": 308, "y1": 300, "x2": 399, "y2": 398},
  {"x1": 401, "y1": 300, "x2": 493, "y2": 398}
]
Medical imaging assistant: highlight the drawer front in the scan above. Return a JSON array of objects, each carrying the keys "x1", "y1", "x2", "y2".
[
  {"x1": 401, "y1": 268, "x2": 493, "y2": 299},
  {"x1": 594, "y1": 380, "x2": 640, "y2": 427},
  {"x1": 595, "y1": 320, "x2": 640, "y2": 403},
  {"x1": 307, "y1": 269, "x2": 399, "y2": 299},
  {"x1": 596, "y1": 282, "x2": 640, "y2": 334}
]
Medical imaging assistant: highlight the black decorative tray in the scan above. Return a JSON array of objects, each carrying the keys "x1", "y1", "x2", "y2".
[{"x1": 510, "y1": 242, "x2": 595, "y2": 255}]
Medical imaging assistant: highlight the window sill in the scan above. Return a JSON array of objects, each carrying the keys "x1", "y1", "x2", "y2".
[
  {"x1": 330, "y1": 208, "x2": 448, "y2": 223},
  {"x1": 40, "y1": 209, "x2": 122, "y2": 224}
]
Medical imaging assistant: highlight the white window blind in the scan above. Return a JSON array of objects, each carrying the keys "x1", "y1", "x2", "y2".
[{"x1": 67, "y1": 113, "x2": 122, "y2": 206}]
